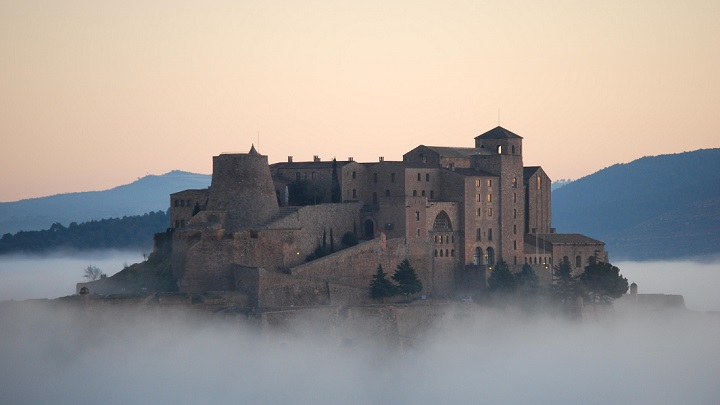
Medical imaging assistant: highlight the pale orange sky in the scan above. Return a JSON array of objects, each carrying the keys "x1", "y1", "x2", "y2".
[{"x1": 1, "y1": 0, "x2": 719, "y2": 202}]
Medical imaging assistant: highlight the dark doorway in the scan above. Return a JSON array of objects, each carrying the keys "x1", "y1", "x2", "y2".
[{"x1": 364, "y1": 219, "x2": 375, "y2": 239}]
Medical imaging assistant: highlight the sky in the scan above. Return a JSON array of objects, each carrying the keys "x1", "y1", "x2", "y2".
[{"x1": 1, "y1": 0, "x2": 719, "y2": 202}]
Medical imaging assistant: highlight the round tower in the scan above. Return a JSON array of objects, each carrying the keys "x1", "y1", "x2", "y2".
[{"x1": 206, "y1": 145, "x2": 279, "y2": 229}]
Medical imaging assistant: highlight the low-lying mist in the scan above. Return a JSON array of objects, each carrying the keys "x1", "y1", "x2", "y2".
[
  {"x1": 0, "y1": 250, "x2": 142, "y2": 301},
  {"x1": 1, "y1": 301, "x2": 719, "y2": 404}
]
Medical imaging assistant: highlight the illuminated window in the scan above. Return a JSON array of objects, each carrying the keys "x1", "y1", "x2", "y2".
[
  {"x1": 475, "y1": 179, "x2": 481, "y2": 188},
  {"x1": 477, "y1": 208, "x2": 482, "y2": 216},
  {"x1": 487, "y1": 179, "x2": 492, "y2": 187},
  {"x1": 537, "y1": 176, "x2": 541, "y2": 190},
  {"x1": 476, "y1": 194, "x2": 481, "y2": 202},
  {"x1": 488, "y1": 207, "x2": 493, "y2": 217},
  {"x1": 487, "y1": 194, "x2": 492, "y2": 202},
  {"x1": 512, "y1": 176, "x2": 517, "y2": 188}
]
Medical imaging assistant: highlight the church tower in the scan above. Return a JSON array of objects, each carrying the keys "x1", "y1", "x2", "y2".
[{"x1": 473, "y1": 127, "x2": 525, "y2": 267}]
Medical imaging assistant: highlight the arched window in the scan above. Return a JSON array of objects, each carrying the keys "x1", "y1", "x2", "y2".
[
  {"x1": 511, "y1": 145, "x2": 515, "y2": 154},
  {"x1": 434, "y1": 249, "x2": 438, "y2": 257},
  {"x1": 432, "y1": 211, "x2": 452, "y2": 231},
  {"x1": 364, "y1": 219, "x2": 374, "y2": 239},
  {"x1": 473, "y1": 247, "x2": 482, "y2": 265},
  {"x1": 440, "y1": 249, "x2": 444, "y2": 257},
  {"x1": 497, "y1": 145, "x2": 502, "y2": 154},
  {"x1": 576, "y1": 255, "x2": 582, "y2": 268},
  {"x1": 486, "y1": 247, "x2": 495, "y2": 266}
]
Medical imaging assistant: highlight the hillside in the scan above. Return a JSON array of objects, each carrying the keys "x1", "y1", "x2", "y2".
[
  {"x1": 0, "y1": 171, "x2": 210, "y2": 235},
  {"x1": 552, "y1": 148, "x2": 720, "y2": 260}
]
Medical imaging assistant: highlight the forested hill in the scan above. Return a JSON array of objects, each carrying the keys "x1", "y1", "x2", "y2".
[
  {"x1": 552, "y1": 148, "x2": 720, "y2": 260},
  {"x1": 0, "y1": 171, "x2": 210, "y2": 235},
  {"x1": 0, "y1": 210, "x2": 169, "y2": 255}
]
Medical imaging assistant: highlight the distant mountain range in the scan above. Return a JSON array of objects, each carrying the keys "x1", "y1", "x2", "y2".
[
  {"x1": 552, "y1": 148, "x2": 720, "y2": 260},
  {"x1": 0, "y1": 171, "x2": 210, "y2": 236}
]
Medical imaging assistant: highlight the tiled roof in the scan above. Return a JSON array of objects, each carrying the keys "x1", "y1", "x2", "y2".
[
  {"x1": 452, "y1": 168, "x2": 498, "y2": 177},
  {"x1": 536, "y1": 233, "x2": 604, "y2": 245},
  {"x1": 475, "y1": 126, "x2": 523, "y2": 140},
  {"x1": 423, "y1": 146, "x2": 492, "y2": 158}
]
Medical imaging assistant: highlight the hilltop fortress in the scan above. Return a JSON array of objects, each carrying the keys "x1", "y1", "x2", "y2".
[{"x1": 165, "y1": 126, "x2": 606, "y2": 307}]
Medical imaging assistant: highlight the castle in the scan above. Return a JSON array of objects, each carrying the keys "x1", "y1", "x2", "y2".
[{"x1": 169, "y1": 126, "x2": 606, "y2": 307}]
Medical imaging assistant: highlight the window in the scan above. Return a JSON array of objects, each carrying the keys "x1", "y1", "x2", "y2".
[
  {"x1": 512, "y1": 145, "x2": 516, "y2": 154},
  {"x1": 415, "y1": 211, "x2": 420, "y2": 221},
  {"x1": 385, "y1": 190, "x2": 390, "y2": 197},
  {"x1": 513, "y1": 224, "x2": 517, "y2": 234},
  {"x1": 352, "y1": 171, "x2": 356, "y2": 179},
  {"x1": 488, "y1": 207, "x2": 493, "y2": 217},
  {"x1": 445, "y1": 249, "x2": 449, "y2": 257},
  {"x1": 513, "y1": 193, "x2": 517, "y2": 203},
  {"x1": 311, "y1": 172, "x2": 317, "y2": 179},
  {"x1": 513, "y1": 256, "x2": 517, "y2": 265},
  {"x1": 417, "y1": 173, "x2": 421, "y2": 181},
  {"x1": 512, "y1": 177, "x2": 517, "y2": 188},
  {"x1": 416, "y1": 229, "x2": 420, "y2": 237},
  {"x1": 497, "y1": 145, "x2": 502, "y2": 154},
  {"x1": 174, "y1": 199, "x2": 179, "y2": 207},
  {"x1": 487, "y1": 194, "x2": 492, "y2": 202},
  {"x1": 430, "y1": 190, "x2": 434, "y2": 199},
  {"x1": 421, "y1": 190, "x2": 426, "y2": 197},
  {"x1": 475, "y1": 179, "x2": 481, "y2": 188},
  {"x1": 476, "y1": 208, "x2": 482, "y2": 216},
  {"x1": 476, "y1": 228, "x2": 481, "y2": 240},
  {"x1": 426, "y1": 173, "x2": 430, "y2": 182},
  {"x1": 476, "y1": 194, "x2": 481, "y2": 202},
  {"x1": 473, "y1": 247, "x2": 481, "y2": 265},
  {"x1": 513, "y1": 209, "x2": 517, "y2": 219},
  {"x1": 487, "y1": 179, "x2": 492, "y2": 187},
  {"x1": 440, "y1": 249, "x2": 444, "y2": 257},
  {"x1": 451, "y1": 249, "x2": 455, "y2": 257},
  {"x1": 180, "y1": 200, "x2": 185, "y2": 207},
  {"x1": 413, "y1": 190, "x2": 417, "y2": 196},
  {"x1": 296, "y1": 172, "x2": 301, "y2": 180},
  {"x1": 391, "y1": 173, "x2": 395, "y2": 182},
  {"x1": 303, "y1": 172, "x2": 308, "y2": 180},
  {"x1": 187, "y1": 200, "x2": 191, "y2": 206},
  {"x1": 352, "y1": 189, "x2": 357, "y2": 198},
  {"x1": 576, "y1": 255, "x2": 582, "y2": 268},
  {"x1": 537, "y1": 176, "x2": 541, "y2": 190},
  {"x1": 488, "y1": 228, "x2": 493, "y2": 241},
  {"x1": 434, "y1": 249, "x2": 438, "y2": 257},
  {"x1": 513, "y1": 240, "x2": 517, "y2": 250},
  {"x1": 373, "y1": 173, "x2": 378, "y2": 183}
]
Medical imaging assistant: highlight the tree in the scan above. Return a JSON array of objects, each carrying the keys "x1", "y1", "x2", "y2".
[
  {"x1": 553, "y1": 257, "x2": 583, "y2": 317},
  {"x1": 331, "y1": 158, "x2": 341, "y2": 203},
  {"x1": 516, "y1": 263, "x2": 539, "y2": 295},
  {"x1": 192, "y1": 202, "x2": 201, "y2": 216},
  {"x1": 341, "y1": 231, "x2": 358, "y2": 247},
  {"x1": 83, "y1": 265, "x2": 105, "y2": 281},
  {"x1": 369, "y1": 264, "x2": 397, "y2": 303},
  {"x1": 487, "y1": 259, "x2": 516, "y2": 294},
  {"x1": 580, "y1": 255, "x2": 629, "y2": 305},
  {"x1": 392, "y1": 259, "x2": 422, "y2": 301},
  {"x1": 329, "y1": 228, "x2": 335, "y2": 253}
]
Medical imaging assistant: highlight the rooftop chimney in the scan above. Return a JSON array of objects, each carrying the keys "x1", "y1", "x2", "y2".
[
  {"x1": 379, "y1": 156, "x2": 384, "y2": 162},
  {"x1": 314, "y1": 155, "x2": 320, "y2": 162},
  {"x1": 348, "y1": 157, "x2": 353, "y2": 162},
  {"x1": 288, "y1": 156, "x2": 293, "y2": 163}
]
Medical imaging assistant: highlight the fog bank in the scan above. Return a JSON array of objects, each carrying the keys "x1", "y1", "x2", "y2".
[
  {"x1": 0, "y1": 303, "x2": 718, "y2": 404},
  {"x1": 0, "y1": 251, "x2": 141, "y2": 301},
  {"x1": 618, "y1": 260, "x2": 720, "y2": 311}
]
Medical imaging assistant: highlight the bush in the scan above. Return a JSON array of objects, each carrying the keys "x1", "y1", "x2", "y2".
[{"x1": 341, "y1": 231, "x2": 358, "y2": 247}]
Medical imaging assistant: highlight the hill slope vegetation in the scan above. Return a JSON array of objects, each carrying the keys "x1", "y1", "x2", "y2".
[{"x1": 552, "y1": 148, "x2": 720, "y2": 260}]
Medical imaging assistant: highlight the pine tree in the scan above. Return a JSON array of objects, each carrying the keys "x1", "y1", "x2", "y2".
[
  {"x1": 392, "y1": 259, "x2": 422, "y2": 301},
  {"x1": 329, "y1": 228, "x2": 335, "y2": 252},
  {"x1": 516, "y1": 262, "x2": 539, "y2": 294},
  {"x1": 369, "y1": 264, "x2": 397, "y2": 303},
  {"x1": 487, "y1": 259, "x2": 516, "y2": 294}
]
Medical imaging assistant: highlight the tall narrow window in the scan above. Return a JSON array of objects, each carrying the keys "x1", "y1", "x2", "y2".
[
  {"x1": 477, "y1": 208, "x2": 482, "y2": 216},
  {"x1": 513, "y1": 193, "x2": 517, "y2": 203},
  {"x1": 513, "y1": 209, "x2": 517, "y2": 219},
  {"x1": 576, "y1": 255, "x2": 582, "y2": 268},
  {"x1": 352, "y1": 189, "x2": 357, "y2": 198},
  {"x1": 352, "y1": 171, "x2": 356, "y2": 179},
  {"x1": 488, "y1": 207, "x2": 493, "y2": 217},
  {"x1": 417, "y1": 173, "x2": 421, "y2": 181},
  {"x1": 373, "y1": 173, "x2": 378, "y2": 183},
  {"x1": 475, "y1": 179, "x2": 481, "y2": 188},
  {"x1": 415, "y1": 211, "x2": 420, "y2": 221},
  {"x1": 476, "y1": 194, "x2": 481, "y2": 202},
  {"x1": 391, "y1": 173, "x2": 396, "y2": 182},
  {"x1": 476, "y1": 228, "x2": 481, "y2": 240},
  {"x1": 487, "y1": 194, "x2": 492, "y2": 202},
  {"x1": 426, "y1": 173, "x2": 430, "y2": 181},
  {"x1": 512, "y1": 177, "x2": 518, "y2": 188},
  {"x1": 537, "y1": 176, "x2": 541, "y2": 190},
  {"x1": 488, "y1": 228, "x2": 493, "y2": 241},
  {"x1": 413, "y1": 190, "x2": 417, "y2": 196},
  {"x1": 513, "y1": 240, "x2": 517, "y2": 250},
  {"x1": 487, "y1": 179, "x2": 492, "y2": 187},
  {"x1": 430, "y1": 190, "x2": 434, "y2": 199}
]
